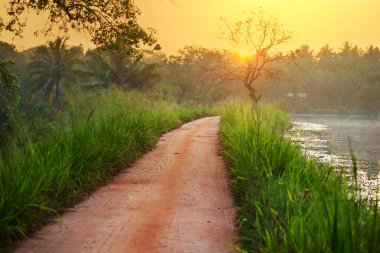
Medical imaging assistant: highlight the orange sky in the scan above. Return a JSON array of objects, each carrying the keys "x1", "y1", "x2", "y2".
[{"x1": 1, "y1": 0, "x2": 380, "y2": 55}]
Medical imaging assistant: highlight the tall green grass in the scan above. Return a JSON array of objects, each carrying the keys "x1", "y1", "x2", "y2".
[
  {"x1": 0, "y1": 89, "x2": 213, "y2": 247},
  {"x1": 220, "y1": 104, "x2": 380, "y2": 253}
]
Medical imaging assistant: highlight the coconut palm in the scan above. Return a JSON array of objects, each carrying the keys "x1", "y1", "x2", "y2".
[
  {"x1": 85, "y1": 45, "x2": 160, "y2": 91},
  {"x1": 28, "y1": 37, "x2": 84, "y2": 106}
]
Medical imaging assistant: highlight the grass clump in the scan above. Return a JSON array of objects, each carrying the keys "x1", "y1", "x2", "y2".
[
  {"x1": 220, "y1": 104, "x2": 380, "y2": 253},
  {"x1": 0, "y1": 88, "x2": 213, "y2": 248}
]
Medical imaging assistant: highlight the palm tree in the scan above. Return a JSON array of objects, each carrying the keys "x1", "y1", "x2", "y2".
[
  {"x1": 28, "y1": 37, "x2": 83, "y2": 106},
  {"x1": 85, "y1": 45, "x2": 160, "y2": 91}
]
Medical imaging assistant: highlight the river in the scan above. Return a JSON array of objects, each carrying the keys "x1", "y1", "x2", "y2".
[{"x1": 288, "y1": 114, "x2": 380, "y2": 200}]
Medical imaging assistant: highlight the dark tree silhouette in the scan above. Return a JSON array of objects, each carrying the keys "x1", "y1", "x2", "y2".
[
  {"x1": 219, "y1": 9, "x2": 292, "y2": 111},
  {"x1": 0, "y1": 0, "x2": 156, "y2": 49},
  {"x1": 0, "y1": 59, "x2": 19, "y2": 123},
  {"x1": 28, "y1": 37, "x2": 83, "y2": 106}
]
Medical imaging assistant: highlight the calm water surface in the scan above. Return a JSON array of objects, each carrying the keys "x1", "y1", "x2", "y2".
[{"x1": 289, "y1": 114, "x2": 380, "y2": 199}]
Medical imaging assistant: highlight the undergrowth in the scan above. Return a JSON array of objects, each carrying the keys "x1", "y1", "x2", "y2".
[
  {"x1": 0, "y1": 89, "x2": 213, "y2": 249},
  {"x1": 220, "y1": 104, "x2": 380, "y2": 253}
]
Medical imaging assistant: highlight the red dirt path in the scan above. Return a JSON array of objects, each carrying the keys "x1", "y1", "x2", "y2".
[{"x1": 16, "y1": 116, "x2": 237, "y2": 253}]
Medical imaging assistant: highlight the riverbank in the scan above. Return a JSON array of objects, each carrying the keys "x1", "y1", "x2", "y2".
[
  {"x1": 288, "y1": 119, "x2": 380, "y2": 200},
  {"x1": 220, "y1": 105, "x2": 380, "y2": 252}
]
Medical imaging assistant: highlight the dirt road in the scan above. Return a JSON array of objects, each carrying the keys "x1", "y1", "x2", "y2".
[{"x1": 16, "y1": 117, "x2": 237, "y2": 253}]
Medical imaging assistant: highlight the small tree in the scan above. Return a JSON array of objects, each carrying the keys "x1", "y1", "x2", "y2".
[{"x1": 219, "y1": 8, "x2": 292, "y2": 111}]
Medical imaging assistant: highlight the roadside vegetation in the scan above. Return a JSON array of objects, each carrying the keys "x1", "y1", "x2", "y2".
[
  {"x1": 1, "y1": 2, "x2": 380, "y2": 251},
  {"x1": 220, "y1": 105, "x2": 380, "y2": 252},
  {"x1": 0, "y1": 89, "x2": 213, "y2": 247},
  {"x1": 1, "y1": 34, "x2": 225, "y2": 249}
]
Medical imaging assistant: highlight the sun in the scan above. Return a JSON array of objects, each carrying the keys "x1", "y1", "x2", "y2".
[{"x1": 235, "y1": 48, "x2": 251, "y2": 59}]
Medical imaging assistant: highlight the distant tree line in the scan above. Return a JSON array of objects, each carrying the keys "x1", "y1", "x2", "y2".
[
  {"x1": 0, "y1": 37, "x2": 165, "y2": 149},
  {"x1": 263, "y1": 42, "x2": 380, "y2": 115},
  {"x1": 0, "y1": 38, "x2": 161, "y2": 110},
  {"x1": 0, "y1": 40, "x2": 233, "y2": 118},
  {"x1": 1, "y1": 38, "x2": 379, "y2": 128}
]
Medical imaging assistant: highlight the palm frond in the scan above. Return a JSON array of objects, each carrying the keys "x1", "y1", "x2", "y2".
[{"x1": 27, "y1": 37, "x2": 83, "y2": 106}]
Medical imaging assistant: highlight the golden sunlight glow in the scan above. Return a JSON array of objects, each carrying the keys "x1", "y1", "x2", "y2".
[
  {"x1": 1, "y1": 0, "x2": 380, "y2": 54},
  {"x1": 135, "y1": 0, "x2": 380, "y2": 54},
  {"x1": 236, "y1": 49, "x2": 251, "y2": 59}
]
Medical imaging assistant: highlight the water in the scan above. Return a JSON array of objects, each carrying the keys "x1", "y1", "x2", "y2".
[{"x1": 288, "y1": 114, "x2": 380, "y2": 200}]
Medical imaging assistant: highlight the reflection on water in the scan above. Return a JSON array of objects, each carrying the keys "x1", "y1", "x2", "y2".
[{"x1": 288, "y1": 114, "x2": 380, "y2": 200}]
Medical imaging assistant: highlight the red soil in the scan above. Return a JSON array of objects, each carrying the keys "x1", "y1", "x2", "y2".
[{"x1": 16, "y1": 116, "x2": 237, "y2": 253}]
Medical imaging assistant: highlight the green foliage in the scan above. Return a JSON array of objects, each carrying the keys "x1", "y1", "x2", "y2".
[
  {"x1": 267, "y1": 42, "x2": 380, "y2": 114},
  {"x1": 85, "y1": 46, "x2": 160, "y2": 90},
  {"x1": 159, "y1": 45, "x2": 229, "y2": 104},
  {"x1": 0, "y1": 89, "x2": 213, "y2": 247},
  {"x1": 0, "y1": 42, "x2": 17, "y2": 60},
  {"x1": 220, "y1": 105, "x2": 380, "y2": 252},
  {"x1": 0, "y1": 59, "x2": 19, "y2": 124},
  {"x1": 0, "y1": 42, "x2": 29, "y2": 101},
  {"x1": 153, "y1": 83, "x2": 182, "y2": 102},
  {"x1": 354, "y1": 82, "x2": 380, "y2": 116}
]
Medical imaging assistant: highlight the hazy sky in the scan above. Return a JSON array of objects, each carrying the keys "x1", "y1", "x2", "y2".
[{"x1": 1, "y1": 0, "x2": 380, "y2": 54}]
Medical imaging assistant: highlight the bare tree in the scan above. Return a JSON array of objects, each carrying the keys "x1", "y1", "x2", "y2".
[{"x1": 219, "y1": 8, "x2": 292, "y2": 111}]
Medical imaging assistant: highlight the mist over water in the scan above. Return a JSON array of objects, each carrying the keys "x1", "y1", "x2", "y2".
[
  {"x1": 290, "y1": 114, "x2": 380, "y2": 165},
  {"x1": 289, "y1": 114, "x2": 380, "y2": 199}
]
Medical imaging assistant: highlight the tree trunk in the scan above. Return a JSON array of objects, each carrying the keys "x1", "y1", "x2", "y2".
[
  {"x1": 251, "y1": 98, "x2": 258, "y2": 112},
  {"x1": 248, "y1": 87, "x2": 262, "y2": 113},
  {"x1": 55, "y1": 79, "x2": 60, "y2": 107}
]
